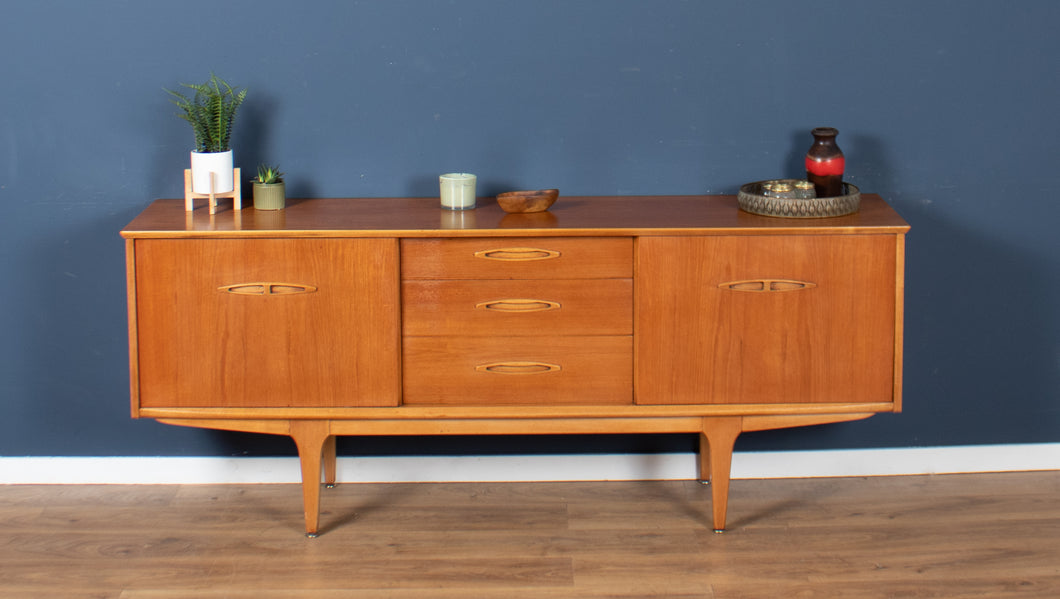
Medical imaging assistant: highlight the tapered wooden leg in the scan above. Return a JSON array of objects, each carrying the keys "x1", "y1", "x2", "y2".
[
  {"x1": 289, "y1": 420, "x2": 331, "y2": 537},
  {"x1": 700, "y1": 417, "x2": 743, "y2": 533},
  {"x1": 698, "y1": 432, "x2": 711, "y2": 483},
  {"x1": 323, "y1": 435, "x2": 338, "y2": 488}
]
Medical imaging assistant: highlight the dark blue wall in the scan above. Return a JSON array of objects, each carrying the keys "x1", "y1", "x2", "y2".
[{"x1": 1, "y1": 1, "x2": 1056, "y2": 457}]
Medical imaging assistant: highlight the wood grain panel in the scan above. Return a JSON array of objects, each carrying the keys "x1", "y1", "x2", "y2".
[
  {"x1": 403, "y1": 279, "x2": 632, "y2": 336},
  {"x1": 121, "y1": 195, "x2": 910, "y2": 238},
  {"x1": 635, "y1": 235, "x2": 898, "y2": 405},
  {"x1": 401, "y1": 237, "x2": 632, "y2": 279},
  {"x1": 132, "y1": 238, "x2": 400, "y2": 408},
  {"x1": 403, "y1": 336, "x2": 632, "y2": 405}
]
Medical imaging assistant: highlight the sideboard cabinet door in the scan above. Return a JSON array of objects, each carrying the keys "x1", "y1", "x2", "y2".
[
  {"x1": 131, "y1": 238, "x2": 400, "y2": 408},
  {"x1": 635, "y1": 235, "x2": 899, "y2": 405}
]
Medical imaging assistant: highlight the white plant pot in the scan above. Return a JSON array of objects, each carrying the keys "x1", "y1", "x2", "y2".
[{"x1": 190, "y1": 150, "x2": 234, "y2": 194}]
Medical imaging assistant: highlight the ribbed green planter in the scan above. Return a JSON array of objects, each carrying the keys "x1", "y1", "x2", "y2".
[{"x1": 253, "y1": 182, "x2": 285, "y2": 210}]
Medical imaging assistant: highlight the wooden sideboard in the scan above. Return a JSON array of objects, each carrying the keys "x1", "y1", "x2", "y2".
[{"x1": 122, "y1": 195, "x2": 908, "y2": 536}]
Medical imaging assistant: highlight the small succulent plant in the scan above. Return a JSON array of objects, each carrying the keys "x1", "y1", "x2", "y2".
[{"x1": 255, "y1": 164, "x2": 284, "y2": 184}]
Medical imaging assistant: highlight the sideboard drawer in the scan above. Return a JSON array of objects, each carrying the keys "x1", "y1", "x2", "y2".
[
  {"x1": 403, "y1": 336, "x2": 632, "y2": 405},
  {"x1": 401, "y1": 237, "x2": 633, "y2": 280},
  {"x1": 403, "y1": 279, "x2": 632, "y2": 336}
]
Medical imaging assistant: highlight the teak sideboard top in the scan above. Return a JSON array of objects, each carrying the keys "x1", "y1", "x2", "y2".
[
  {"x1": 122, "y1": 194, "x2": 908, "y2": 536},
  {"x1": 121, "y1": 194, "x2": 908, "y2": 238}
]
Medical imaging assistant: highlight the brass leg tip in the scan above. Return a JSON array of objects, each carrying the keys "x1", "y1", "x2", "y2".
[
  {"x1": 713, "y1": 528, "x2": 726, "y2": 534},
  {"x1": 325, "y1": 483, "x2": 335, "y2": 489},
  {"x1": 305, "y1": 532, "x2": 319, "y2": 538}
]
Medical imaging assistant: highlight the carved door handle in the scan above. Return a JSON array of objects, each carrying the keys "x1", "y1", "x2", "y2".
[
  {"x1": 219, "y1": 282, "x2": 318, "y2": 296},
  {"x1": 475, "y1": 299, "x2": 561, "y2": 313},
  {"x1": 473, "y1": 247, "x2": 561, "y2": 261},
  {"x1": 475, "y1": 361, "x2": 562, "y2": 374},
  {"x1": 719, "y1": 279, "x2": 816, "y2": 292}
]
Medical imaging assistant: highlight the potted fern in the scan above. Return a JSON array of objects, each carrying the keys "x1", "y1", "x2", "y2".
[
  {"x1": 253, "y1": 164, "x2": 286, "y2": 210},
  {"x1": 166, "y1": 73, "x2": 247, "y2": 195}
]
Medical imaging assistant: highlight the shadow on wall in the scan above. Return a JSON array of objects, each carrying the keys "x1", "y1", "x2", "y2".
[
  {"x1": 197, "y1": 431, "x2": 697, "y2": 459},
  {"x1": 862, "y1": 130, "x2": 1057, "y2": 447},
  {"x1": 12, "y1": 208, "x2": 185, "y2": 455},
  {"x1": 237, "y1": 93, "x2": 324, "y2": 200},
  {"x1": 895, "y1": 202, "x2": 1057, "y2": 444}
]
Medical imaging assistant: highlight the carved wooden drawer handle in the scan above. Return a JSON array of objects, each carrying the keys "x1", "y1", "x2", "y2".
[
  {"x1": 475, "y1": 361, "x2": 562, "y2": 375},
  {"x1": 219, "y1": 282, "x2": 319, "y2": 296},
  {"x1": 475, "y1": 299, "x2": 561, "y2": 313},
  {"x1": 473, "y1": 247, "x2": 561, "y2": 261},
  {"x1": 719, "y1": 279, "x2": 817, "y2": 292}
]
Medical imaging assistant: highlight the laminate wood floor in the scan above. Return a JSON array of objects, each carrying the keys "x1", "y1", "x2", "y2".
[{"x1": 0, "y1": 472, "x2": 1057, "y2": 598}]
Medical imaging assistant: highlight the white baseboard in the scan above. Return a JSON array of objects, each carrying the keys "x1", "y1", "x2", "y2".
[{"x1": 1, "y1": 444, "x2": 1057, "y2": 485}]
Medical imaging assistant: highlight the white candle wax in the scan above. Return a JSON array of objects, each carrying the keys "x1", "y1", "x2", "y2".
[{"x1": 439, "y1": 173, "x2": 477, "y2": 210}]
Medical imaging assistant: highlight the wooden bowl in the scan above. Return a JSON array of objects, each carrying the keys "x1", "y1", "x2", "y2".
[{"x1": 496, "y1": 189, "x2": 559, "y2": 213}]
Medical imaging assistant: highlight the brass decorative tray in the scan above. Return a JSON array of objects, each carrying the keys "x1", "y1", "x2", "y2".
[{"x1": 738, "y1": 180, "x2": 860, "y2": 218}]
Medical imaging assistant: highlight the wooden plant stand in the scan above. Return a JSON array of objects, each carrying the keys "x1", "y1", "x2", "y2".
[{"x1": 184, "y1": 168, "x2": 241, "y2": 214}]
